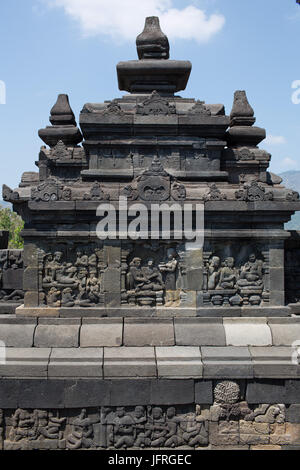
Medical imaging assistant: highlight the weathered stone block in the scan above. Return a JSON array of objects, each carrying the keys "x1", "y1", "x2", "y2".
[
  {"x1": 246, "y1": 379, "x2": 286, "y2": 404},
  {"x1": 223, "y1": 318, "x2": 272, "y2": 346},
  {"x1": 34, "y1": 319, "x2": 80, "y2": 348},
  {"x1": 80, "y1": 318, "x2": 123, "y2": 347},
  {"x1": 150, "y1": 379, "x2": 194, "y2": 405},
  {"x1": 64, "y1": 380, "x2": 110, "y2": 407},
  {"x1": 19, "y1": 379, "x2": 65, "y2": 408},
  {"x1": 156, "y1": 346, "x2": 202, "y2": 377},
  {"x1": 174, "y1": 318, "x2": 226, "y2": 346},
  {"x1": 0, "y1": 318, "x2": 36, "y2": 347},
  {"x1": 195, "y1": 380, "x2": 213, "y2": 404},
  {"x1": 0, "y1": 348, "x2": 50, "y2": 377},
  {"x1": 250, "y1": 347, "x2": 298, "y2": 378},
  {"x1": 124, "y1": 318, "x2": 174, "y2": 346},
  {"x1": 104, "y1": 347, "x2": 156, "y2": 378},
  {"x1": 48, "y1": 348, "x2": 103, "y2": 378},
  {"x1": 201, "y1": 346, "x2": 253, "y2": 378},
  {"x1": 110, "y1": 379, "x2": 151, "y2": 406},
  {"x1": 268, "y1": 318, "x2": 300, "y2": 346}
]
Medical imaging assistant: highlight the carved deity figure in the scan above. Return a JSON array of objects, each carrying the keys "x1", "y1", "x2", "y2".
[
  {"x1": 30, "y1": 410, "x2": 65, "y2": 441},
  {"x1": 207, "y1": 256, "x2": 221, "y2": 290},
  {"x1": 141, "y1": 259, "x2": 164, "y2": 292},
  {"x1": 164, "y1": 407, "x2": 183, "y2": 448},
  {"x1": 182, "y1": 412, "x2": 208, "y2": 447},
  {"x1": 159, "y1": 253, "x2": 178, "y2": 306},
  {"x1": 112, "y1": 407, "x2": 135, "y2": 449},
  {"x1": 145, "y1": 407, "x2": 167, "y2": 447},
  {"x1": 237, "y1": 253, "x2": 264, "y2": 288},
  {"x1": 61, "y1": 287, "x2": 75, "y2": 307},
  {"x1": 47, "y1": 287, "x2": 61, "y2": 307},
  {"x1": 217, "y1": 257, "x2": 238, "y2": 290},
  {"x1": 66, "y1": 409, "x2": 94, "y2": 450},
  {"x1": 52, "y1": 252, "x2": 77, "y2": 285},
  {"x1": 132, "y1": 406, "x2": 147, "y2": 448},
  {"x1": 9, "y1": 409, "x2": 35, "y2": 442}
]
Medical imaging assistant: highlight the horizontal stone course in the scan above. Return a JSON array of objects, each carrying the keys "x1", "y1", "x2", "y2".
[
  {"x1": 223, "y1": 318, "x2": 272, "y2": 347},
  {"x1": 80, "y1": 318, "x2": 123, "y2": 347},
  {"x1": 201, "y1": 346, "x2": 253, "y2": 378},
  {"x1": 249, "y1": 347, "x2": 298, "y2": 378},
  {"x1": 267, "y1": 318, "x2": 300, "y2": 346},
  {"x1": 174, "y1": 318, "x2": 226, "y2": 346},
  {"x1": 48, "y1": 348, "x2": 103, "y2": 378},
  {"x1": 34, "y1": 319, "x2": 80, "y2": 348},
  {"x1": 156, "y1": 346, "x2": 202, "y2": 378},
  {"x1": 104, "y1": 347, "x2": 157, "y2": 378},
  {"x1": 0, "y1": 318, "x2": 36, "y2": 347},
  {"x1": 123, "y1": 318, "x2": 174, "y2": 346},
  {"x1": 0, "y1": 348, "x2": 51, "y2": 378}
]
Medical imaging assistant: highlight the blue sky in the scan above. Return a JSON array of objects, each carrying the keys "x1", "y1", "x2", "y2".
[{"x1": 1, "y1": 0, "x2": 300, "y2": 188}]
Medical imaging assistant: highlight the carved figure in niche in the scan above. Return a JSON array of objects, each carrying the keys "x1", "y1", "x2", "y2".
[
  {"x1": 66, "y1": 409, "x2": 94, "y2": 450},
  {"x1": 171, "y1": 181, "x2": 186, "y2": 201},
  {"x1": 132, "y1": 406, "x2": 147, "y2": 448},
  {"x1": 127, "y1": 258, "x2": 146, "y2": 291},
  {"x1": 182, "y1": 409, "x2": 208, "y2": 447},
  {"x1": 87, "y1": 277, "x2": 101, "y2": 304},
  {"x1": 145, "y1": 407, "x2": 167, "y2": 448},
  {"x1": 9, "y1": 409, "x2": 35, "y2": 442},
  {"x1": 47, "y1": 287, "x2": 61, "y2": 307},
  {"x1": 8, "y1": 251, "x2": 23, "y2": 269},
  {"x1": 159, "y1": 252, "x2": 179, "y2": 306},
  {"x1": 207, "y1": 256, "x2": 221, "y2": 290},
  {"x1": 112, "y1": 407, "x2": 135, "y2": 449},
  {"x1": 52, "y1": 251, "x2": 77, "y2": 285},
  {"x1": 217, "y1": 257, "x2": 238, "y2": 290},
  {"x1": 43, "y1": 254, "x2": 54, "y2": 283},
  {"x1": 61, "y1": 288, "x2": 75, "y2": 307},
  {"x1": 141, "y1": 259, "x2": 164, "y2": 291},
  {"x1": 237, "y1": 253, "x2": 263, "y2": 288},
  {"x1": 30, "y1": 410, "x2": 65, "y2": 441},
  {"x1": 164, "y1": 407, "x2": 183, "y2": 448}
]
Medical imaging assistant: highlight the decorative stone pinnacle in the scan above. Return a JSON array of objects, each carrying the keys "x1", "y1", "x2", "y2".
[
  {"x1": 38, "y1": 94, "x2": 82, "y2": 148},
  {"x1": 50, "y1": 94, "x2": 76, "y2": 126},
  {"x1": 136, "y1": 16, "x2": 170, "y2": 60},
  {"x1": 230, "y1": 90, "x2": 255, "y2": 127}
]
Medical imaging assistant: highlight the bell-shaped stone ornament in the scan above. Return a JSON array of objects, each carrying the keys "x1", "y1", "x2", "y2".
[{"x1": 136, "y1": 16, "x2": 170, "y2": 60}]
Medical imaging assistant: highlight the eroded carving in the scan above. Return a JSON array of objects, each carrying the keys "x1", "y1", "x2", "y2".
[
  {"x1": 136, "y1": 91, "x2": 176, "y2": 116},
  {"x1": 236, "y1": 181, "x2": 273, "y2": 202},
  {"x1": 204, "y1": 251, "x2": 266, "y2": 307},
  {"x1": 40, "y1": 245, "x2": 105, "y2": 308}
]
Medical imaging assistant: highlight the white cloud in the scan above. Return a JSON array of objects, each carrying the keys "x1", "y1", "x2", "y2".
[
  {"x1": 282, "y1": 157, "x2": 297, "y2": 169},
  {"x1": 46, "y1": 0, "x2": 225, "y2": 43},
  {"x1": 265, "y1": 135, "x2": 287, "y2": 146}
]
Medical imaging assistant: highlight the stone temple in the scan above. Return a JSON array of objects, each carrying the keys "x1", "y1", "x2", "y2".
[{"x1": 1, "y1": 16, "x2": 300, "y2": 450}]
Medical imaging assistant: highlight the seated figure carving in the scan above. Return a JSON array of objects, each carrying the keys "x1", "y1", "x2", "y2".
[
  {"x1": 217, "y1": 257, "x2": 238, "y2": 290},
  {"x1": 207, "y1": 256, "x2": 221, "y2": 290},
  {"x1": 237, "y1": 253, "x2": 264, "y2": 288}
]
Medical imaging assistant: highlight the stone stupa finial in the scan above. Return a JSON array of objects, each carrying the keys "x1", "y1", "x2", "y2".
[
  {"x1": 230, "y1": 90, "x2": 255, "y2": 127},
  {"x1": 38, "y1": 94, "x2": 82, "y2": 148},
  {"x1": 136, "y1": 16, "x2": 170, "y2": 60},
  {"x1": 49, "y1": 94, "x2": 76, "y2": 126}
]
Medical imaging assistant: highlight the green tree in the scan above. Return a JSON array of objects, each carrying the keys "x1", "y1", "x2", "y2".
[{"x1": 0, "y1": 204, "x2": 24, "y2": 249}]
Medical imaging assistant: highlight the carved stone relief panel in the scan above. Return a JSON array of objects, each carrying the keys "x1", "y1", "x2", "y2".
[
  {"x1": 202, "y1": 243, "x2": 269, "y2": 307},
  {"x1": 122, "y1": 243, "x2": 183, "y2": 307},
  {"x1": 1, "y1": 381, "x2": 294, "y2": 450},
  {"x1": 0, "y1": 250, "x2": 24, "y2": 303},
  {"x1": 38, "y1": 242, "x2": 105, "y2": 308}
]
